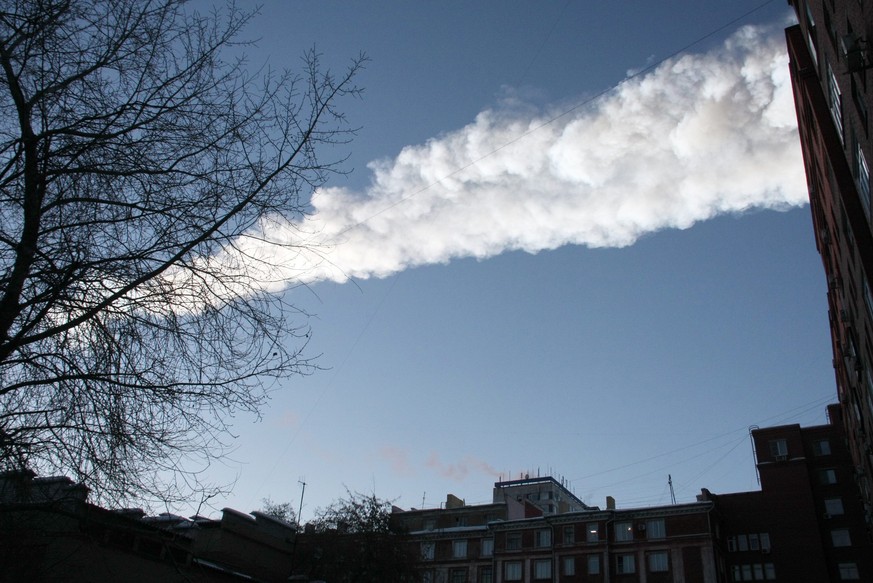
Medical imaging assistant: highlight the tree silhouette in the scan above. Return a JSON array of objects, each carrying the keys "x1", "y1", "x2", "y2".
[{"x1": 0, "y1": 0, "x2": 364, "y2": 505}]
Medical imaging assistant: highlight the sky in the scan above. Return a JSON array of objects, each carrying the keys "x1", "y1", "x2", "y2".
[{"x1": 183, "y1": 1, "x2": 837, "y2": 520}]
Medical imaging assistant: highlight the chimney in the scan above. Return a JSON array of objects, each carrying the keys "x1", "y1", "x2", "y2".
[
  {"x1": 606, "y1": 496, "x2": 615, "y2": 510},
  {"x1": 446, "y1": 494, "x2": 465, "y2": 509}
]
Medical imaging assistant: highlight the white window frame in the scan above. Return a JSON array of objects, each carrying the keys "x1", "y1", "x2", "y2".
[
  {"x1": 535, "y1": 529, "x2": 552, "y2": 548},
  {"x1": 586, "y1": 522, "x2": 599, "y2": 542},
  {"x1": 481, "y1": 538, "x2": 494, "y2": 557},
  {"x1": 769, "y1": 438, "x2": 788, "y2": 458},
  {"x1": 421, "y1": 542, "x2": 435, "y2": 561},
  {"x1": 452, "y1": 539, "x2": 467, "y2": 559}
]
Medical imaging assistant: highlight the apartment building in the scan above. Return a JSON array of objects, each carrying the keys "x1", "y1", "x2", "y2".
[
  {"x1": 785, "y1": 0, "x2": 873, "y2": 528},
  {"x1": 703, "y1": 405, "x2": 872, "y2": 582}
]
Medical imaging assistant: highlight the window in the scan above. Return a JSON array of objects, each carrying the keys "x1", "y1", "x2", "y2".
[
  {"x1": 828, "y1": 60, "x2": 844, "y2": 141},
  {"x1": 769, "y1": 439, "x2": 788, "y2": 459},
  {"x1": 832, "y1": 528, "x2": 852, "y2": 547},
  {"x1": 646, "y1": 518, "x2": 666, "y2": 539},
  {"x1": 421, "y1": 542, "x2": 434, "y2": 561},
  {"x1": 481, "y1": 538, "x2": 494, "y2": 557},
  {"x1": 727, "y1": 536, "x2": 737, "y2": 552},
  {"x1": 614, "y1": 521, "x2": 633, "y2": 542},
  {"x1": 422, "y1": 570, "x2": 434, "y2": 583},
  {"x1": 857, "y1": 141, "x2": 871, "y2": 214},
  {"x1": 738, "y1": 534, "x2": 749, "y2": 552},
  {"x1": 806, "y1": 1, "x2": 819, "y2": 67},
  {"x1": 563, "y1": 525, "x2": 575, "y2": 544},
  {"x1": 535, "y1": 529, "x2": 552, "y2": 548},
  {"x1": 751, "y1": 533, "x2": 765, "y2": 551},
  {"x1": 586, "y1": 522, "x2": 599, "y2": 542},
  {"x1": 648, "y1": 551, "x2": 669, "y2": 572},
  {"x1": 479, "y1": 566, "x2": 493, "y2": 583},
  {"x1": 754, "y1": 564, "x2": 764, "y2": 580},
  {"x1": 733, "y1": 563, "x2": 776, "y2": 581},
  {"x1": 825, "y1": 498, "x2": 845, "y2": 516},
  {"x1": 453, "y1": 539, "x2": 467, "y2": 559},
  {"x1": 760, "y1": 533, "x2": 771, "y2": 552},
  {"x1": 616, "y1": 553, "x2": 636, "y2": 574},
  {"x1": 506, "y1": 533, "x2": 521, "y2": 551},
  {"x1": 839, "y1": 562, "x2": 861, "y2": 580},
  {"x1": 820, "y1": 468, "x2": 838, "y2": 484},
  {"x1": 563, "y1": 557, "x2": 575, "y2": 576},
  {"x1": 450, "y1": 568, "x2": 467, "y2": 583},
  {"x1": 814, "y1": 439, "x2": 832, "y2": 456},
  {"x1": 504, "y1": 561, "x2": 522, "y2": 581},
  {"x1": 534, "y1": 559, "x2": 552, "y2": 580},
  {"x1": 587, "y1": 554, "x2": 601, "y2": 575}
]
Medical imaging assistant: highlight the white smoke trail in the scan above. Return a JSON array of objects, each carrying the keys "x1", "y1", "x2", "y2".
[{"x1": 205, "y1": 23, "x2": 807, "y2": 292}]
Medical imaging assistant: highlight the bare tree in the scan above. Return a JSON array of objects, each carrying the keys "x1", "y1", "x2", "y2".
[{"x1": 0, "y1": 0, "x2": 364, "y2": 505}]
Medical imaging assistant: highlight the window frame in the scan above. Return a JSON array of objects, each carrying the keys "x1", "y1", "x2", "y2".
[
  {"x1": 587, "y1": 554, "x2": 601, "y2": 575},
  {"x1": 614, "y1": 521, "x2": 633, "y2": 542},
  {"x1": 504, "y1": 561, "x2": 523, "y2": 581},
  {"x1": 535, "y1": 528, "x2": 552, "y2": 548},
  {"x1": 615, "y1": 553, "x2": 636, "y2": 574},
  {"x1": 648, "y1": 550, "x2": 669, "y2": 572},
  {"x1": 646, "y1": 518, "x2": 666, "y2": 539},
  {"x1": 533, "y1": 558, "x2": 552, "y2": 580}
]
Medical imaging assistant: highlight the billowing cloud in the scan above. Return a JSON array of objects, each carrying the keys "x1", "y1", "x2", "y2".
[{"x1": 205, "y1": 23, "x2": 806, "y2": 290}]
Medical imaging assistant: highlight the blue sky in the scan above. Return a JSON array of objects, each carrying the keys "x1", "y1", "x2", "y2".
[{"x1": 187, "y1": 1, "x2": 836, "y2": 520}]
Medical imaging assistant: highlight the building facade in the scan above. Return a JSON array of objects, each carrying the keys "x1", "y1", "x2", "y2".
[
  {"x1": 703, "y1": 405, "x2": 872, "y2": 582},
  {"x1": 785, "y1": 0, "x2": 873, "y2": 530},
  {"x1": 394, "y1": 477, "x2": 719, "y2": 583}
]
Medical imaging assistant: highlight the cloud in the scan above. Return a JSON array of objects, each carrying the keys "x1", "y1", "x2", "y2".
[
  {"x1": 379, "y1": 446, "x2": 415, "y2": 477},
  {"x1": 198, "y1": 23, "x2": 807, "y2": 290},
  {"x1": 426, "y1": 453, "x2": 501, "y2": 482}
]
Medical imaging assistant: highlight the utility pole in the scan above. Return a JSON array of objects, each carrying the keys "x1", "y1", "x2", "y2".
[{"x1": 289, "y1": 478, "x2": 307, "y2": 579}]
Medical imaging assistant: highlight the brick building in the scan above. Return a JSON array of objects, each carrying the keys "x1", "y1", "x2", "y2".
[
  {"x1": 784, "y1": 0, "x2": 873, "y2": 529},
  {"x1": 703, "y1": 405, "x2": 872, "y2": 582},
  {"x1": 394, "y1": 476, "x2": 720, "y2": 583}
]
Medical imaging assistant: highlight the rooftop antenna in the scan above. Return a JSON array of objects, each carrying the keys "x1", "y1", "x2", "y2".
[
  {"x1": 422, "y1": 491, "x2": 426, "y2": 508},
  {"x1": 668, "y1": 475, "x2": 676, "y2": 505},
  {"x1": 749, "y1": 425, "x2": 761, "y2": 485},
  {"x1": 296, "y1": 478, "x2": 306, "y2": 526}
]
